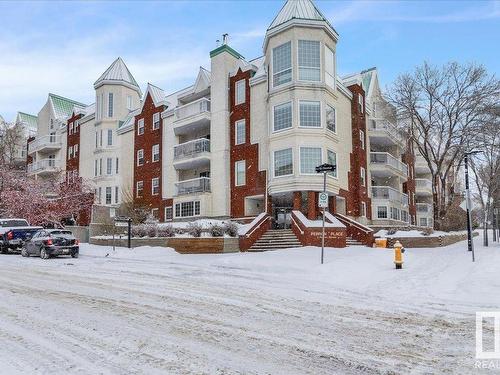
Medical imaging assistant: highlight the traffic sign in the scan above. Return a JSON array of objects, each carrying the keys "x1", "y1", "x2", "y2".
[
  {"x1": 315, "y1": 163, "x2": 336, "y2": 173},
  {"x1": 115, "y1": 222, "x2": 128, "y2": 227},
  {"x1": 318, "y1": 192, "x2": 328, "y2": 208}
]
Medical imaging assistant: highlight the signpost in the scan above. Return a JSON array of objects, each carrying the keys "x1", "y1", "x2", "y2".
[
  {"x1": 315, "y1": 163, "x2": 336, "y2": 265},
  {"x1": 462, "y1": 151, "x2": 482, "y2": 262},
  {"x1": 114, "y1": 216, "x2": 132, "y2": 249}
]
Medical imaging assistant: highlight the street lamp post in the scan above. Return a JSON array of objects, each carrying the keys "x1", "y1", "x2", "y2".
[{"x1": 463, "y1": 151, "x2": 481, "y2": 262}]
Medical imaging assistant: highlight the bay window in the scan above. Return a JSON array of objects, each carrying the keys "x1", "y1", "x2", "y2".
[
  {"x1": 274, "y1": 148, "x2": 293, "y2": 177},
  {"x1": 272, "y1": 41, "x2": 292, "y2": 87},
  {"x1": 300, "y1": 147, "x2": 321, "y2": 174},
  {"x1": 298, "y1": 40, "x2": 320, "y2": 81},
  {"x1": 299, "y1": 101, "x2": 321, "y2": 127}
]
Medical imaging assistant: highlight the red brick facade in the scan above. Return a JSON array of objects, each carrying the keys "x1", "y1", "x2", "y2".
[
  {"x1": 133, "y1": 93, "x2": 168, "y2": 221},
  {"x1": 402, "y1": 140, "x2": 416, "y2": 225},
  {"x1": 339, "y1": 84, "x2": 372, "y2": 220},
  {"x1": 229, "y1": 68, "x2": 266, "y2": 218},
  {"x1": 66, "y1": 112, "x2": 82, "y2": 180},
  {"x1": 291, "y1": 211, "x2": 347, "y2": 247}
]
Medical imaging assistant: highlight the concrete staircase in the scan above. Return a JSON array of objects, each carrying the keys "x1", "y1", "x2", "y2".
[
  {"x1": 248, "y1": 229, "x2": 302, "y2": 252},
  {"x1": 346, "y1": 236, "x2": 364, "y2": 246}
]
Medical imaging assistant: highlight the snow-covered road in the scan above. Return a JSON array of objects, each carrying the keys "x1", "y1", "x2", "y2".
[{"x1": 0, "y1": 235, "x2": 498, "y2": 374}]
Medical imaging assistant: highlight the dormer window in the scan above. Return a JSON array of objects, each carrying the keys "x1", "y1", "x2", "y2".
[
  {"x1": 298, "y1": 40, "x2": 320, "y2": 81},
  {"x1": 272, "y1": 41, "x2": 292, "y2": 87}
]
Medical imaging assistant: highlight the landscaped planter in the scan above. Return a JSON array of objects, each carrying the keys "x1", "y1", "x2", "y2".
[{"x1": 89, "y1": 236, "x2": 240, "y2": 253}]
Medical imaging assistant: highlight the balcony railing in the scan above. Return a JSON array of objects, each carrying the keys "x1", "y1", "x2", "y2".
[
  {"x1": 174, "y1": 138, "x2": 210, "y2": 160},
  {"x1": 416, "y1": 178, "x2": 432, "y2": 190},
  {"x1": 370, "y1": 152, "x2": 408, "y2": 176},
  {"x1": 28, "y1": 134, "x2": 62, "y2": 154},
  {"x1": 372, "y1": 186, "x2": 409, "y2": 206},
  {"x1": 416, "y1": 203, "x2": 433, "y2": 213},
  {"x1": 27, "y1": 158, "x2": 61, "y2": 174},
  {"x1": 175, "y1": 177, "x2": 211, "y2": 196},
  {"x1": 174, "y1": 98, "x2": 210, "y2": 122},
  {"x1": 368, "y1": 118, "x2": 403, "y2": 143}
]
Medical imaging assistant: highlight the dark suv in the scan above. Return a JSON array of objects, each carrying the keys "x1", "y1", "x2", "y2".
[{"x1": 22, "y1": 229, "x2": 79, "y2": 259}]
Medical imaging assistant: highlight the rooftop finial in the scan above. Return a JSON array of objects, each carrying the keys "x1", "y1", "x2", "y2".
[{"x1": 222, "y1": 33, "x2": 229, "y2": 45}]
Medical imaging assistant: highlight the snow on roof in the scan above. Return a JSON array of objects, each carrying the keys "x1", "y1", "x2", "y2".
[
  {"x1": 94, "y1": 57, "x2": 141, "y2": 95},
  {"x1": 268, "y1": 0, "x2": 334, "y2": 32},
  {"x1": 49, "y1": 93, "x2": 86, "y2": 120},
  {"x1": 293, "y1": 210, "x2": 345, "y2": 228},
  {"x1": 16, "y1": 112, "x2": 38, "y2": 131},
  {"x1": 118, "y1": 108, "x2": 140, "y2": 132}
]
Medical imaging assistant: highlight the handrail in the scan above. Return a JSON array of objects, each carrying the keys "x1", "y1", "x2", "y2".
[
  {"x1": 334, "y1": 213, "x2": 373, "y2": 233},
  {"x1": 290, "y1": 214, "x2": 304, "y2": 235},
  {"x1": 246, "y1": 215, "x2": 270, "y2": 238}
]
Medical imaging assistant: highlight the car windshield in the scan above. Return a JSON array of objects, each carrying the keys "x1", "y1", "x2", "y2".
[
  {"x1": 0, "y1": 220, "x2": 29, "y2": 227},
  {"x1": 50, "y1": 230, "x2": 73, "y2": 235}
]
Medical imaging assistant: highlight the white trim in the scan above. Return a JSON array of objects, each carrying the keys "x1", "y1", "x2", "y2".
[
  {"x1": 151, "y1": 177, "x2": 160, "y2": 196},
  {"x1": 235, "y1": 160, "x2": 246, "y2": 186},
  {"x1": 137, "y1": 118, "x2": 144, "y2": 135},
  {"x1": 271, "y1": 41, "x2": 292, "y2": 88},
  {"x1": 273, "y1": 147, "x2": 294, "y2": 178},
  {"x1": 297, "y1": 39, "x2": 322, "y2": 83},
  {"x1": 272, "y1": 100, "x2": 293, "y2": 133},
  {"x1": 235, "y1": 119, "x2": 246, "y2": 145},
  {"x1": 235, "y1": 79, "x2": 246, "y2": 105},
  {"x1": 298, "y1": 100, "x2": 322, "y2": 129},
  {"x1": 137, "y1": 149, "x2": 144, "y2": 166},
  {"x1": 299, "y1": 146, "x2": 322, "y2": 175}
]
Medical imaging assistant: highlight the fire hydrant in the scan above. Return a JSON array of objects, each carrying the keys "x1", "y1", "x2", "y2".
[{"x1": 394, "y1": 240, "x2": 405, "y2": 269}]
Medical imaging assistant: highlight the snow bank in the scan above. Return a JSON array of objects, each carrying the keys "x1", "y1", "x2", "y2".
[
  {"x1": 374, "y1": 229, "x2": 471, "y2": 238},
  {"x1": 293, "y1": 210, "x2": 344, "y2": 228}
]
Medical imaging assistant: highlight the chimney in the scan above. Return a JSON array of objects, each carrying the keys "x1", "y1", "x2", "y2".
[{"x1": 222, "y1": 33, "x2": 229, "y2": 45}]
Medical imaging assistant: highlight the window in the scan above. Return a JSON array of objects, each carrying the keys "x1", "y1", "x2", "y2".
[
  {"x1": 152, "y1": 177, "x2": 160, "y2": 195},
  {"x1": 274, "y1": 148, "x2": 293, "y2": 177},
  {"x1": 137, "y1": 119, "x2": 144, "y2": 135},
  {"x1": 235, "y1": 80, "x2": 246, "y2": 105},
  {"x1": 360, "y1": 202, "x2": 366, "y2": 217},
  {"x1": 391, "y1": 207, "x2": 400, "y2": 221},
  {"x1": 107, "y1": 129, "x2": 113, "y2": 146},
  {"x1": 115, "y1": 186, "x2": 119, "y2": 204},
  {"x1": 153, "y1": 113, "x2": 160, "y2": 130},
  {"x1": 327, "y1": 150, "x2": 337, "y2": 178},
  {"x1": 98, "y1": 187, "x2": 102, "y2": 204},
  {"x1": 402, "y1": 210, "x2": 409, "y2": 223},
  {"x1": 358, "y1": 93, "x2": 364, "y2": 113},
  {"x1": 300, "y1": 147, "x2": 321, "y2": 174},
  {"x1": 273, "y1": 102, "x2": 292, "y2": 132},
  {"x1": 74, "y1": 144, "x2": 78, "y2": 155},
  {"x1": 325, "y1": 45, "x2": 335, "y2": 88},
  {"x1": 326, "y1": 105, "x2": 336, "y2": 132},
  {"x1": 272, "y1": 41, "x2": 292, "y2": 87},
  {"x1": 235, "y1": 160, "x2": 246, "y2": 186},
  {"x1": 175, "y1": 201, "x2": 201, "y2": 218},
  {"x1": 108, "y1": 93, "x2": 114, "y2": 117},
  {"x1": 360, "y1": 130, "x2": 365, "y2": 149},
  {"x1": 74, "y1": 120, "x2": 79, "y2": 133},
  {"x1": 100, "y1": 130, "x2": 103, "y2": 147},
  {"x1": 99, "y1": 158, "x2": 102, "y2": 176},
  {"x1": 152, "y1": 144, "x2": 160, "y2": 162},
  {"x1": 299, "y1": 101, "x2": 321, "y2": 127},
  {"x1": 68, "y1": 146, "x2": 72, "y2": 159},
  {"x1": 136, "y1": 181, "x2": 143, "y2": 198},
  {"x1": 377, "y1": 206, "x2": 387, "y2": 219},
  {"x1": 69, "y1": 123, "x2": 73, "y2": 135},
  {"x1": 298, "y1": 40, "x2": 320, "y2": 81},
  {"x1": 95, "y1": 131, "x2": 98, "y2": 148},
  {"x1": 151, "y1": 208, "x2": 159, "y2": 219},
  {"x1": 165, "y1": 206, "x2": 173, "y2": 221},
  {"x1": 235, "y1": 120, "x2": 246, "y2": 145},
  {"x1": 360, "y1": 167, "x2": 366, "y2": 186},
  {"x1": 94, "y1": 160, "x2": 98, "y2": 177},
  {"x1": 106, "y1": 158, "x2": 112, "y2": 175},
  {"x1": 105, "y1": 187, "x2": 112, "y2": 204},
  {"x1": 115, "y1": 158, "x2": 119, "y2": 174},
  {"x1": 137, "y1": 149, "x2": 144, "y2": 166},
  {"x1": 127, "y1": 95, "x2": 132, "y2": 110},
  {"x1": 419, "y1": 217, "x2": 427, "y2": 227}
]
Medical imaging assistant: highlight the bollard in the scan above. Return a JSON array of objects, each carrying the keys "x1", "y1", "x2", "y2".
[{"x1": 394, "y1": 240, "x2": 404, "y2": 269}]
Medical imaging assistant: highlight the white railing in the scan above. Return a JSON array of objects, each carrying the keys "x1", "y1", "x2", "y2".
[
  {"x1": 174, "y1": 138, "x2": 210, "y2": 160},
  {"x1": 368, "y1": 118, "x2": 403, "y2": 142},
  {"x1": 416, "y1": 203, "x2": 433, "y2": 213},
  {"x1": 28, "y1": 134, "x2": 62, "y2": 154},
  {"x1": 174, "y1": 98, "x2": 210, "y2": 122},
  {"x1": 27, "y1": 158, "x2": 61, "y2": 174},
  {"x1": 372, "y1": 186, "x2": 409, "y2": 206},
  {"x1": 175, "y1": 177, "x2": 211, "y2": 196},
  {"x1": 416, "y1": 178, "x2": 432, "y2": 190},
  {"x1": 370, "y1": 152, "x2": 408, "y2": 176}
]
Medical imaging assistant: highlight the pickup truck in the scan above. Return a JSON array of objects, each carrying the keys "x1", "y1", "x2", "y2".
[{"x1": 0, "y1": 219, "x2": 43, "y2": 254}]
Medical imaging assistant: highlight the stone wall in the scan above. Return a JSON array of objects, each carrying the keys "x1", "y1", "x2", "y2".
[{"x1": 385, "y1": 232, "x2": 478, "y2": 248}]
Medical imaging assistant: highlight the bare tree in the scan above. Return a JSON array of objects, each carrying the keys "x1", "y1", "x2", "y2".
[
  {"x1": 0, "y1": 121, "x2": 27, "y2": 170},
  {"x1": 388, "y1": 62, "x2": 500, "y2": 229},
  {"x1": 470, "y1": 105, "x2": 500, "y2": 245}
]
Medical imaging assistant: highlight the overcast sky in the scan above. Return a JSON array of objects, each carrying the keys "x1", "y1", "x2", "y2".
[{"x1": 0, "y1": 0, "x2": 499, "y2": 121}]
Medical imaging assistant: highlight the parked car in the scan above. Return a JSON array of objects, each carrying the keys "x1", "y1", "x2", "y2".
[
  {"x1": 0, "y1": 218, "x2": 43, "y2": 254},
  {"x1": 22, "y1": 229, "x2": 79, "y2": 259}
]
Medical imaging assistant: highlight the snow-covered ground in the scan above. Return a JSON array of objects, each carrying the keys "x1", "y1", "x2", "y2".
[{"x1": 0, "y1": 234, "x2": 498, "y2": 374}]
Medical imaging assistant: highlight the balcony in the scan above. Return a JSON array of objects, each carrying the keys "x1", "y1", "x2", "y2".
[
  {"x1": 415, "y1": 178, "x2": 432, "y2": 196},
  {"x1": 175, "y1": 177, "x2": 211, "y2": 196},
  {"x1": 27, "y1": 158, "x2": 62, "y2": 176},
  {"x1": 415, "y1": 154, "x2": 432, "y2": 174},
  {"x1": 370, "y1": 152, "x2": 408, "y2": 179},
  {"x1": 416, "y1": 203, "x2": 433, "y2": 214},
  {"x1": 173, "y1": 138, "x2": 211, "y2": 170},
  {"x1": 28, "y1": 134, "x2": 62, "y2": 155},
  {"x1": 372, "y1": 186, "x2": 409, "y2": 207},
  {"x1": 367, "y1": 118, "x2": 404, "y2": 146},
  {"x1": 173, "y1": 98, "x2": 211, "y2": 136}
]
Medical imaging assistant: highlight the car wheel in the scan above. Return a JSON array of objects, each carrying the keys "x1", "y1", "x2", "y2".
[
  {"x1": 71, "y1": 252, "x2": 79, "y2": 258},
  {"x1": 1, "y1": 247, "x2": 9, "y2": 255},
  {"x1": 21, "y1": 248, "x2": 29, "y2": 257},
  {"x1": 40, "y1": 248, "x2": 49, "y2": 260}
]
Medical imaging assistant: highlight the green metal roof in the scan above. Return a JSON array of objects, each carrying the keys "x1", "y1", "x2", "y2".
[
  {"x1": 361, "y1": 67, "x2": 376, "y2": 95},
  {"x1": 17, "y1": 112, "x2": 38, "y2": 130},
  {"x1": 49, "y1": 93, "x2": 86, "y2": 120},
  {"x1": 210, "y1": 44, "x2": 244, "y2": 60}
]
